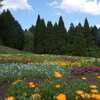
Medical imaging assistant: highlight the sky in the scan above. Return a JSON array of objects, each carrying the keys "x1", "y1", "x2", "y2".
[{"x1": 0, "y1": 0, "x2": 100, "y2": 30}]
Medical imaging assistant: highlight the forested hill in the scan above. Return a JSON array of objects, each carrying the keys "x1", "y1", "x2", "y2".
[{"x1": 0, "y1": 10, "x2": 100, "y2": 57}]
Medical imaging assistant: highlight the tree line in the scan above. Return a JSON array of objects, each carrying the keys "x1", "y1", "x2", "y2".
[{"x1": 0, "y1": 10, "x2": 100, "y2": 57}]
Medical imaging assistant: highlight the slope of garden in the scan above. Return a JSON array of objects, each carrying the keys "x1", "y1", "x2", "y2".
[{"x1": 0, "y1": 46, "x2": 100, "y2": 100}]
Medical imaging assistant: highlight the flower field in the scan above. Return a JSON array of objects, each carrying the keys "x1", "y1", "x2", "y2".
[{"x1": 0, "y1": 52, "x2": 100, "y2": 100}]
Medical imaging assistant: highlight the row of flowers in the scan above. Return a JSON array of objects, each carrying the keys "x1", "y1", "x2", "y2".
[{"x1": 71, "y1": 66, "x2": 100, "y2": 75}]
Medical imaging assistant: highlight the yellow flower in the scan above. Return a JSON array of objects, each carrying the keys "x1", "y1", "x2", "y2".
[
  {"x1": 91, "y1": 94, "x2": 100, "y2": 99},
  {"x1": 82, "y1": 77, "x2": 86, "y2": 80},
  {"x1": 89, "y1": 85, "x2": 97, "y2": 88},
  {"x1": 30, "y1": 93, "x2": 41, "y2": 99},
  {"x1": 95, "y1": 73, "x2": 99, "y2": 75},
  {"x1": 24, "y1": 92, "x2": 28, "y2": 96},
  {"x1": 80, "y1": 93, "x2": 91, "y2": 99},
  {"x1": 28, "y1": 82, "x2": 34, "y2": 85},
  {"x1": 54, "y1": 72, "x2": 62, "y2": 78},
  {"x1": 91, "y1": 89, "x2": 99, "y2": 93},
  {"x1": 97, "y1": 76, "x2": 100, "y2": 78},
  {"x1": 75, "y1": 96, "x2": 79, "y2": 100},
  {"x1": 55, "y1": 85, "x2": 60, "y2": 88},
  {"x1": 29, "y1": 84, "x2": 35, "y2": 88},
  {"x1": 5, "y1": 96, "x2": 15, "y2": 100},
  {"x1": 75, "y1": 90, "x2": 84, "y2": 95},
  {"x1": 56, "y1": 93, "x2": 67, "y2": 100}
]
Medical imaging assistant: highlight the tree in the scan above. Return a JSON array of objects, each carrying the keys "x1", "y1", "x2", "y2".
[
  {"x1": 0, "y1": 9, "x2": 24, "y2": 50},
  {"x1": 67, "y1": 23, "x2": 76, "y2": 53},
  {"x1": 91, "y1": 25, "x2": 98, "y2": 45},
  {"x1": 83, "y1": 18, "x2": 92, "y2": 48},
  {"x1": 23, "y1": 31, "x2": 34, "y2": 52},
  {"x1": 34, "y1": 15, "x2": 46, "y2": 54},
  {"x1": 56, "y1": 16, "x2": 67, "y2": 54},
  {"x1": 45, "y1": 21, "x2": 53, "y2": 54},
  {"x1": 73, "y1": 23, "x2": 87, "y2": 56}
]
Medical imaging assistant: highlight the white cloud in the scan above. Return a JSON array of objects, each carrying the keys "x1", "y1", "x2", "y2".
[
  {"x1": 96, "y1": 24, "x2": 100, "y2": 28},
  {"x1": 55, "y1": 11, "x2": 62, "y2": 15},
  {"x1": 0, "y1": 0, "x2": 34, "y2": 11},
  {"x1": 53, "y1": 0, "x2": 100, "y2": 15},
  {"x1": 48, "y1": 1, "x2": 58, "y2": 6}
]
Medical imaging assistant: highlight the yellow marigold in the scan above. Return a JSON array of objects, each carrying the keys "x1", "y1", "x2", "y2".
[
  {"x1": 89, "y1": 85, "x2": 97, "y2": 88},
  {"x1": 75, "y1": 90, "x2": 84, "y2": 95},
  {"x1": 5, "y1": 96, "x2": 15, "y2": 100},
  {"x1": 29, "y1": 84, "x2": 35, "y2": 88},
  {"x1": 75, "y1": 96, "x2": 79, "y2": 100},
  {"x1": 91, "y1": 94, "x2": 100, "y2": 99},
  {"x1": 30, "y1": 93, "x2": 41, "y2": 99},
  {"x1": 56, "y1": 93, "x2": 67, "y2": 100},
  {"x1": 55, "y1": 85, "x2": 61, "y2": 88},
  {"x1": 80, "y1": 93, "x2": 91, "y2": 99},
  {"x1": 82, "y1": 77, "x2": 86, "y2": 80},
  {"x1": 28, "y1": 82, "x2": 34, "y2": 85},
  {"x1": 91, "y1": 89, "x2": 99, "y2": 93},
  {"x1": 95, "y1": 73, "x2": 99, "y2": 75},
  {"x1": 97, "y1": 76, "x2": 100, "y2": 78},
  {"x1": 54, "y1": 72, "x2": 62, "y2": 78},
  {"x1": 24, "y1": 92, "x2": 28, "y2": 96}
]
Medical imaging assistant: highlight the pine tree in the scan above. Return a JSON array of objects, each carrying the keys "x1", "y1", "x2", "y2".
[
  {"x1": 56, "y1": 16, "x2": 67, "y2": 54},
  {"x1": 83, "y1": 18, "x2": 92, "y2": 48},
  {"x1": 0, "y1": 9, "x2": 24, "y2": 50},
  {"x1": 67, "y1": 23, "x2": 76, "y2": 53},
  {"x1": 73, "y1": 23, "x2": 87, "y2": 56},
  {"x1": 91, "y1": 25, "x2": 98, "y2": 45},
  {"x1": 45, "y1": 21, "x2": 53, "y2": 54},
  {"x1": 34, "y1": 15, "x2": 46, "y2": 54}
]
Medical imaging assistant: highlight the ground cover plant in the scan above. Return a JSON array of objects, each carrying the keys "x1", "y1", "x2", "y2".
[{"x1": 0, "y1": 49, "x2": 100, "y2": 100}]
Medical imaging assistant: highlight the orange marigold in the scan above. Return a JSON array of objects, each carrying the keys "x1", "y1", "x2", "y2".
[
  {"x1": 56, "y1": 93, "x2": 67, "y2": 100},
  {"x1": 89, "y1": 85, "x2": 97, "y2": 88},
  {"x1": 55, "y1": 85, "x2": 60, "y2": 88},
  {"x1": 30, "y1": 93, "x2": 41, "y2": 99},
  {"x1": 82, "y1": 77, "x2": 86, "y2": 80},
  {"x1": 75, "y1": 90, "x2": 84, "y2": 95},
  {"x1": 5, "y1": 96, "x2": 15, "y2": 100},
  {"x1": 91, "y1": 89, "x2": 99, "y2": 93}
]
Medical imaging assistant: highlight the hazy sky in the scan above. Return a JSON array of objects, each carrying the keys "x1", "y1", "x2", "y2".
[{"x1": 0, "y1": 0, "x2": 100, "y2": 30}]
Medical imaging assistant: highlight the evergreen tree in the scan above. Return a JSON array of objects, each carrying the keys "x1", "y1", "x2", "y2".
[
  {"x1": 67, "y1": 23, "x2": 76, "y2": 53},
  {"x1": 0, "y1": 10, "x2": 24, "y2": 50},
  {"x1": 51, "y1": 22, "x2": 59, "y2": 54},
  {"x1": 91, "y1": 25, "x2": 98, "y2": 45},
  {"x1": 45, "y1": 21, "x2": 53, "y2": 54},
  {"x1": 23, "y1": 31, "x2": 34, "y2": 52},
  {"x1": 34, "y1": 15, "x2": 46, "y2": 54},
  {"x1": 83, "y1": 18, "x2": 92, "y2": 48},
  {"x1": 97, "y1": 28, "x2": 100, "y2": 47},
  {"x1": 56, "y1": 16, "x2": 67, "y2": 54},
  {"x1": 73, "y1": 23, "x2": 87, "y2": 56}
]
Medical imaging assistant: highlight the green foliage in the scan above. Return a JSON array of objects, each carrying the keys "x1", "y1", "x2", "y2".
[
  {"x1": 23, "y1": 31, "x2": 34, "y2": 52},
  {"x1": 83, "y1": 18, "x2": 92, "y2": 48},
  {"x1": 88, "y1": 45, "x2": 100, "y2": 57},
  {"x1": 73, "y1": 23, "x2": 87, "y2": 56},
  {"x1": 0, "y1": 10, "x2": 24, "y2": 50},
  {"x1": 38, "y1": 79, "x2": 67, "y2": 100},
  {"x1": 6, "y1": 80, "x2": 28, "y2": 99}
]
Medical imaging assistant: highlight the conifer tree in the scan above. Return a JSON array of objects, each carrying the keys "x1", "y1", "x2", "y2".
[
  {"x1": 56, "y1": 16, "x2": 67, "y2": 54},
  {"x1": 0, "y1": 9, "x2": 24, "y2": 50},
  {"x1": 45, "y1": 21, "x2": 53, "y2": 54},
  {"x1": 91, "y1": 25, "x2": 98, "y2": 45},
  {"x1": 73, "y1": 23, "x2": 87, "y2": 56},
  {"x1": 83, "y1": 18, "x2": 92, "y2": 48},
  {"x1": 34, "y1": 15, "x2": 46, "y2": 54},
  {"x1": 67, "y1": 23, "x2": 76, "y2": 53}
]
